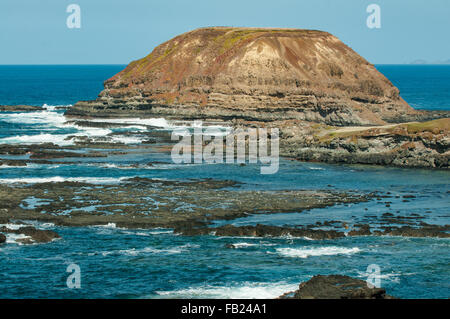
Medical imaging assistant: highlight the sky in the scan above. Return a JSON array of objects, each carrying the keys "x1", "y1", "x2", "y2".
[{"x1": 1, "y1": 0, "x2": 449, "y2": 65}]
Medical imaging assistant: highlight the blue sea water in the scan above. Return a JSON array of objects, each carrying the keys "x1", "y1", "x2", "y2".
[
  {"x1": 376, "y1": 65, "x2": 450, "y2": 111},
  {"x1": 0, "y1": 65, "x2": 124, "y2": 106},
  {"x1": 0, "y1": 65, "x2": 449, "y2": 299}
]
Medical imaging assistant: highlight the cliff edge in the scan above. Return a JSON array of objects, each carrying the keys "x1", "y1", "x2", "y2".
[
  {"x1": 68, "y1": 27, "x2": 418, "y2": 126},
  {"x1": 66, "y1": 27, "x2": 449, "y2": 168}
]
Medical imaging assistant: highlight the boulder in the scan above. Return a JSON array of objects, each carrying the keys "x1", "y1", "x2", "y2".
[
  {"x1": 0, "y1": 226, "x2": 60, "y2": 244},
  {"x1": 280, "y1": 275, "x2": 395, "y2": 299}
]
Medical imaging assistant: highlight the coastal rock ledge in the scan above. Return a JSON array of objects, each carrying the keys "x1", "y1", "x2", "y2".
[
  {"x1": 279, "y1": 275, "x2": 396, "y2": 299},
  {"x1": 66, "y1": 27, "x2": 449, "y2": 168},
  {"x1": 68, "y1": 27, "x2": 417, "y2": 125}
]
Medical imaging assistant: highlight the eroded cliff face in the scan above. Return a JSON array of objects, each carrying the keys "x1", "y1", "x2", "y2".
[
  {"x1": 278, "y1": 118, "x2": 449, "y2": 168},
  {"x1": 68, "y1": 27, "x2": 417, "y2": 126}
]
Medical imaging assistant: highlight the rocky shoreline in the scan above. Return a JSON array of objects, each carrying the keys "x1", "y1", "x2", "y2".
[
  {"x1": 0, "y1": 104, "x2": 42, "y2": 112},
  {"x1": 63, "y1": 110, "x2": 450, "y2": 169},
  {"x1": 61, "y1": 27, "x2": 449, "y2": 169},
  {"x1": 0, "y1": 225, "x2": 60, "y2": 244},
  {"x1": 278, "y1": 118, "x2": 449, "y2": 168},
  {"x1": 1, "y1": 173, "x2": 448, "y2": 244},
  {"x1": 3, "y1": 28, "x2": 449, "y2": 171},
  {"x1": 1, "y1": 28, "x2": 449, "y2": 300},
  {"x1": 177, "y1": 222, "x2": 450, "y2": 240},
  {"x1": 0, "y1": 178, "x2": 370, "y2": 229},
  {"x1": 0, "y1": 127, "x2": 448, "y2": 243},
  {"x1": 279, "y1": 275, "x2": 396, "y2": 299}
]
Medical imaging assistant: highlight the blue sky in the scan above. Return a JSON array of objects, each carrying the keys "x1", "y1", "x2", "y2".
[{"x1": 1, "y1": 0, "x2": 449, "y2": 64}]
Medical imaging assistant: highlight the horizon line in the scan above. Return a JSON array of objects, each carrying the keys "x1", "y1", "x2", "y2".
[{"x1": 1, "y1": 63, "x2": 450, "y2": 66}]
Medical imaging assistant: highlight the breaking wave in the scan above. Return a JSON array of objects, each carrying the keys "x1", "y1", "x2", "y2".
[
  {"x1": 275, "y1": 246, "x2": 361, "y2": 258},
  {"x1": 154, "y1": 281, "x2": 298, "y2": 299},
  {"x1": 0, "y1": 176, "x2": 128, "y2": 184}
]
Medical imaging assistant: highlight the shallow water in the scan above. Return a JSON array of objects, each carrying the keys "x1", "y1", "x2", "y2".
[
  {"x1": 1, "y1": 224, "x2": 449, "y2": 299},
  {"x1": 0, "y1": 65, "x2": 449, "y2": 299}
]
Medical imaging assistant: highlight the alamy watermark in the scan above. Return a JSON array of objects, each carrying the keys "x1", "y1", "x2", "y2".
[
  {"x1": 366, "y1": 4, "x2": 381, "y2": 29},
  {"x1": 366, "y1": 264, "x2": 381, "y2": 288},
  {"x1": 171, "y1": 121, "x2": 279, "y2": 174},
  {"x1": 66, "y1": 4, "x2": 81, "y2": 29},
  {"x1": 66, "y1": 263, "x2": 81, "y2": 289}
]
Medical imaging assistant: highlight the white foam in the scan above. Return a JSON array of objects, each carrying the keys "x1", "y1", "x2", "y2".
[
  {"x1": 231, "y1": 242, "x2": 258, "y2": 248},
  {"x1": 0, "y1": 108, "x2": 119, "y2": 146},
  {"x1": 0, "y1": 176, "x2": 127, "y2": 185},
  {"x1": 109, "y1": 135, "x2": 145, "y2": 144},
  {"x1": 0, "y1": 223, "x2": 28, "y2": 230},
  {"x1": 85, "y1": 118, "x2": 232, "y2": 135},
  {"x1": 229, "y1": 242, "x2": 278, "y2": 248},
  {"x1": 31, "y1": 222, "x2": 55, "y2": 229},
  {"x1": 0, "y1": 109, "x2": 230, "y2": 146},
  {"x1": 148, "y1": 230, "x2": 174, "y2": 235},
  {"x1": 95, "y1": 223, "x2": 117, "y2": 229},
  {"x1": 73, "y1": 126, "x2": 112, "y2": 137},
  {"x1": 0, "y1": 163, "x2": 61, "y2": 169},
  {"x1": 0, "y1": 110, "x2": 67, "y2": 126},
  {"x1": 43, "y1": 104, "x2": 72, "y2": 111},
  {"x1": 0, "y1": 165, "x2": 20, "y2": 169},
  {"x1": 0, "y1": 133, "x2": 75, "y2": 146},
  {"x1": 155, "y1": 281, "x2": 298, "y2": 299},
  {"x1": 178, "y1": 243, "x2": 200, "y2": 249},
  {"x1": 43, "y1": 104, "x2": 56, "y2": 111},
  {"x1": 275, "y1": 246, "x2": 361, "y2": 258},
  {"x1": 119, "y1": 229, "x2": 174, "y2": 236},
  {"x1": 27, "y1": 163, "x2": 61, "y2": 169},
  {"x1": 5, "y1": 233, "x2": 32, "y2": 245},
  {"x1": 96, "y1": 246, "x2": 185, "y2": 257},
  {"x1": 134, "y1": 232, "x2": 151, "y2": 236},
  {"x1": 91, "y1": 163, "x2": 140, "y2": 170}
]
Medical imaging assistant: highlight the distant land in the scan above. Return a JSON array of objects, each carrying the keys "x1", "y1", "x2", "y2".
[{"x1": 410, "y1": 59, "x2": 450, "y2": 65}]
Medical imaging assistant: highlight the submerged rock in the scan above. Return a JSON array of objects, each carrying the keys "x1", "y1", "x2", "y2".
[
  {"x1": 176, "y1": 224, "x2": 345, "y2": 239},
  {"x1": 0, "y1": 233, "x2": 5, "y2": 244},
  {"x1": 0, "y1": 182, "x2": 368, "y2": 230},
  {"x1": 0, "y1": 226, "x2": 60, "y2": 244},
  {"x1": 280, "y1": 275, "x2": 395, "y2": 299},
  {"x1": 175, "y1": 222, "x2": 450, "y2": 239},
  {"x1": 379, "y1": 224, "x2": 450, "y2": 238},
  {"x1": 0, "y1": 105, "x2": 42, "y2": 112}
]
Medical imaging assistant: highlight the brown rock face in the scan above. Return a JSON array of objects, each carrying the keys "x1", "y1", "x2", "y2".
[
  {"x1": 0, "y1": 226, "x2": 60, "y2": 244},
  {"x1": 68, "y1": 27, "x2": 416, "y2": 126}
]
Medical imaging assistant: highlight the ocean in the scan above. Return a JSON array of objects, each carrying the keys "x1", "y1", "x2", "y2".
[{"x1": 0, "y1": 65, "x2": 449, "y2": 299}]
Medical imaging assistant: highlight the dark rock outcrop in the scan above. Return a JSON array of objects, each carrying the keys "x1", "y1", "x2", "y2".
[
  {"x1": 175, "y1": 224, "x2": 345, "y2": 239},
  {"x1": 175, "y1": 222, "x2": 450, "y2": 239},
  {"x1": 0, "y1": 105, "x2": 42, "y2": 112},
  {"x1": 0, "y1": 233, "x2": 5, "y2": 244},
  {"x1": 280, "y1": 118, "x2": 449, "y2": 169},
  {"x1": 0, "y1": 226, "x2": 60, "y2": 244},
  {"x1": 280, "y1": 275, "x2": 395, "y2": 299}
]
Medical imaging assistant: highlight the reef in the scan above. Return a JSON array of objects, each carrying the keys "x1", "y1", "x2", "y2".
[{"x1": 279, "y1": 275, "x2": 396, "y2": 299}]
